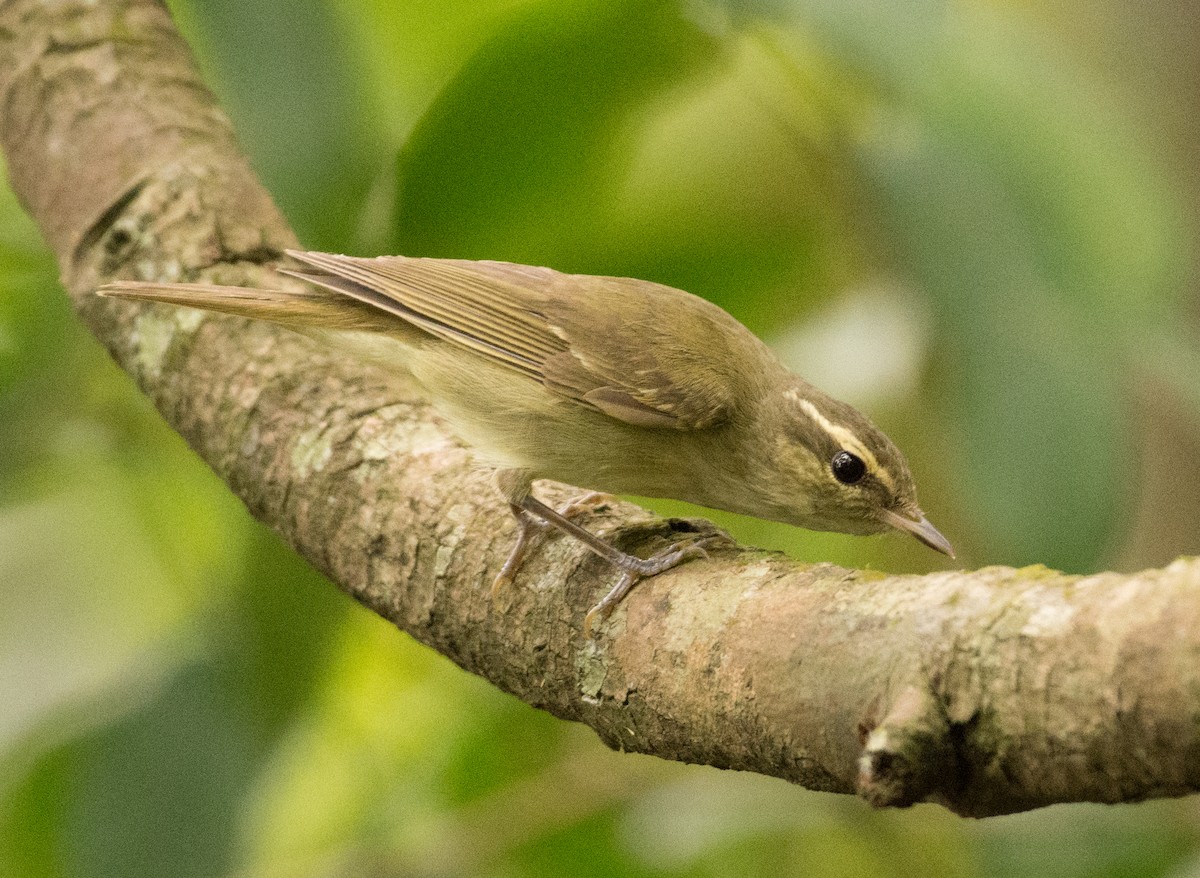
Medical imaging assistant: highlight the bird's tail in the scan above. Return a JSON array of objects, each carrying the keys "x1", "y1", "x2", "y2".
[{"x1": 98, "y1": 280, "x2": 398, "y2": 334}]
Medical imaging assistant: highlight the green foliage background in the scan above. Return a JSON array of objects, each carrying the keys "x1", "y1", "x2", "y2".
[{"x1": 2, "y1": 0, "x2": 1200, "y2": 874}]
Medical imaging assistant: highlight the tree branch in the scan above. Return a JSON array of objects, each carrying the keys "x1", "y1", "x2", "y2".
[{"x1": 3, "y1": 0, "x2": 1199, "y2": 818}]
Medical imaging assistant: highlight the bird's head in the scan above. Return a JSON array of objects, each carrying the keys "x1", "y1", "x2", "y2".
[{"x1": 763, "y1": 379, "x2": 954, "y2": 557}]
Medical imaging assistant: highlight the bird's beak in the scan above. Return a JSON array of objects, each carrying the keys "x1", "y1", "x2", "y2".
[{"x1": 880, "y1": 509, "x2": 955, "y2": 559}]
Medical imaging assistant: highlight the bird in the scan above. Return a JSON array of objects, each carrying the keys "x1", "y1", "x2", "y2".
[{"x1": 99, "y1": 250, "x2": 953, "y2": 633}]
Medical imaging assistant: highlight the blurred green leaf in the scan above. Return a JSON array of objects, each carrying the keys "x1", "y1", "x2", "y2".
[
  {"x1": 599, "y1": 27, "x2": 861, "y2": 332},
  {"x1": 331, "y1": 0, "x2": 545, "y2": 142},
  {"x1": 976, "y1": 802, "x2": 1197, "y2": 878},
  {"x1": 240, "y1": 612, "x2": 490, "y2": 871},
  {"x1": 0, "y1": 181, "x2": 84, "y2": 468},
  {"x1": 439, "y1": 695, "x2": 565, "y2": 806},
  {"x1": 861, "y1": 130, "x2": 1127, "y2": 570},
  {"x1": 5, "y1": 663, "x2": 260, "y2": 878},
  {"x1": 510, "y1": 809, "x2": 653, "y2": 878},
  {"x1": 0, "y1": 740, "x2": 73, "y2": 877},
  {"x1": 0, "y1": 521, "x2": 348, "y2": 878},
  {"x1": 216, "y1": 526, "x2": 351, "y2": 737},
  {"x1": 167, "y1": 0, "x2": 382, "y2": 249},
  {"x1": 0, "y1": 481, "x2": 203, "y2": 757},
  {"x1": 392, "y1": 0, "x2": 722, "y2": 265}
]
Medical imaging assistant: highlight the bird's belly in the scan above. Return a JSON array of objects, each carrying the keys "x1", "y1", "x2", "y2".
[
  {"x1": 444, "y1": 395, "x2": 705, "y2": 499},
  {"x1": 407, "y1": 344, "x2": 829, "y2": 527},
  {"x1": 409, "y1": 346, "x2": 716, "y2": 500}
]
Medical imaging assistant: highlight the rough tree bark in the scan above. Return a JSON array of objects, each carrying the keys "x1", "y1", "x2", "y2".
[{"x1": 2, "y1": 0, "x2": 1198, "y2": 818}]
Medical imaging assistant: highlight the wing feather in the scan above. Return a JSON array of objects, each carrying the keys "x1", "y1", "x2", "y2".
[
  {"x1": 292, "y1": 252, "x2": 565, "y2": 365},
  {"x1": 284, "y1": 250, "x2": 771, "y2": 430}
]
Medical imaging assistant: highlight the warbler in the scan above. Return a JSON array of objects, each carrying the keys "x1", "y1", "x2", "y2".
[{"x1": 100, "y1": 251, "x2": 953, "y2": 632}]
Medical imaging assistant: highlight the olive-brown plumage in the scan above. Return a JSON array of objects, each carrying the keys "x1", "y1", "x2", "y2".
[{"x1": 99, "y1": 250, "x2": 952, "y2": 632}]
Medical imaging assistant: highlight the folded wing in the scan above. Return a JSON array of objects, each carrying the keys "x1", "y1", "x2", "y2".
[{"x1": 287, "y1": 251, "x2": 773, "y2": 431}]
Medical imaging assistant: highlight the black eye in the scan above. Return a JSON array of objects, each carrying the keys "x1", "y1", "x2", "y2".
[{"x1": 831, "y1": 450, "x2": 866, "y2": 485}]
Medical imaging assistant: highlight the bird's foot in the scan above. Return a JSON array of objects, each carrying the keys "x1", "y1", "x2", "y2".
[
  {"x1": 582, "y1": 537, "x2": 715, "y2": 637},
  {"x1": 556, "y1": 491, "x2": 615, "y2": 519},
  {"x1": 491, "y1": 493, "x2": 616, "y2": 599}
]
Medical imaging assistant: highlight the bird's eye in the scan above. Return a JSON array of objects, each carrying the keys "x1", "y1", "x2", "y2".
[{"x1": 831, "y1": 450, "x2": 866, "y2": 485}]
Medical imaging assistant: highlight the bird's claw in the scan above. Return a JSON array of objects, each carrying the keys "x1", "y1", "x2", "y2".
[
  {"x1": 556, "y1": 491, "x2": 615, "y2": 519},
  {"x1": 582, "y1": 535, "x2": 717, "y2": 637},
  {"x1": 493, "y1": 493, "x2": 615, "y2": 603}
]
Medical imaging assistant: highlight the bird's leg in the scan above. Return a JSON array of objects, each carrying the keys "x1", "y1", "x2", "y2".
[
  {"x1": 490, "y1": 469, "x2": 712, "y2": 633},
  {"x1": 491, "y1": 503, "x2": 546, "y2": 599},
  {"x1": 580, "y1": 541, "x2": 712, "y2": 637},
  {"x1": 491, "y1": 489, "x2": 616, "y2": 598},
  {"x1": 516, "y1": 495, "x2": 713, "y2": 636}
]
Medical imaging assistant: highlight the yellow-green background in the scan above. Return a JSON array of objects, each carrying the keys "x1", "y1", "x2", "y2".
[{"x1": 3, "y1": 0, "x2": 1199, "y2": 875}]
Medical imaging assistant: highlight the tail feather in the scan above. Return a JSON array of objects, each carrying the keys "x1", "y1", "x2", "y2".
[{"x1": 98, "y1": 281, "x2": 399, "y2": 334}]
